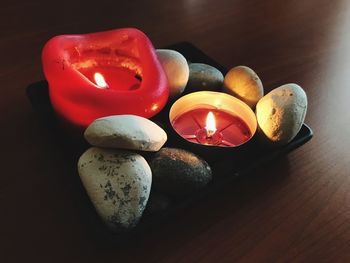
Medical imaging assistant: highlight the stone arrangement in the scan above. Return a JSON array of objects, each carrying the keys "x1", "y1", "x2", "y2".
[
  {"x1": 77, "y1": 48, "x2": 308, "y2": 233},
  {"x1": 78, "y1": 115, "x2": 213, "y2": 232}
]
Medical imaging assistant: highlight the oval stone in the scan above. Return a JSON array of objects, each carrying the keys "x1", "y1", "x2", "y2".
[
  {"x1": 150, "y1": 148, "x2": 212, "y2": 196},
  {"x1": 84, "y1": 115, "x2": 167, "y2": 151},
  {"x1": 187, "y1": 63, "x2": 224, "y2": 92},
  {"x1": 223, "y1": 65, "x2": 264, "y2": 108},
  {"x1": 256, "y1": 83, "x2": 308, "y2": 146},
  {"x1": 156, "y1": 49, "x2": 189, "y2": 99},
  {"x1": 77, "y1": 147, "x2": 152, "y2": 232}
]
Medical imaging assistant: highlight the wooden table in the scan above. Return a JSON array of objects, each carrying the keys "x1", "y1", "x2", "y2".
[{"x1": 2, "y1": 0, "x2": 350, "y2": 262}]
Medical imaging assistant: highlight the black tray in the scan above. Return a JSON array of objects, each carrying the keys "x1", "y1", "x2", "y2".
[{"x1": 26, "y1": 42, "x2": 313, "y2": 238}]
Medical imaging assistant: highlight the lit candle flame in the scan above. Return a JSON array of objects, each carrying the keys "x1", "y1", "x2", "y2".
[
  {"x1": 205, "y1": 111, "x2": 217, "y2": 137},
  {"x1": 94, "y1": 72, "x2": 108, "y2": 89}
]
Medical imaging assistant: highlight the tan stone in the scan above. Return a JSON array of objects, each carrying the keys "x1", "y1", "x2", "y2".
[
  {"x1": 223, "y1": 65, "x2": 264, "y2": 108},
  {"x1": 256, "y1": 83, "x2": 307, "y2": 146}
]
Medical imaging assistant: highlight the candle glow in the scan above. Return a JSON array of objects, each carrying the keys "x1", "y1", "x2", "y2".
[
  {"x1": 205, "y1": 111, "x2": 217, "y2": 137},
  {"x1": 41, "y1": 28, "x2": 169, "y2": 130},
  {"x1": 170, "y1": 91, "x2": 258, "y2": 147},
  {"x1": 94, "y1": 72, "x2": 108, "y2": 89}
]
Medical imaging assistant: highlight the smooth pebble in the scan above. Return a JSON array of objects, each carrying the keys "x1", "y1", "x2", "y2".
[
  {"x1": 187, "y1": 63, "x2": 224, "y2": 92},
  {"x1": 223, "y1": 65, "x2": 264, "y2": 108},
  {"x1": 78, "y1": 147, "x2": 152, "y2": 232},
  {"x1": 150, "y1": 148, "x2": 212, "y2": 196},
  {"x1": 256, "y1": 83, "x2": 307, "y2": 146},
  {"x1": 84, "y1": 115, "x2": 167, "y2": 151},
  {"x1": 156, "y1": 49, "x2": 189, "y2": 99}
]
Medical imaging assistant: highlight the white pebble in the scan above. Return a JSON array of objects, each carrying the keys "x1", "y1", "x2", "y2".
[{"x1": 84, "y1": 115, "x2": 167, "y2": 151}]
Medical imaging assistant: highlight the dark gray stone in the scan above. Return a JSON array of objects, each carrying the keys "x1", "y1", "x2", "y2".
[
  {"x1": 150, "y1": 148, "x2": 212, "y2": 196},
  {"x1": 145, "y1": 192, "x2": 171, "y2": 214},
  {"x1": 187, "y1": 63, "x2": 224, "y2": 92}
]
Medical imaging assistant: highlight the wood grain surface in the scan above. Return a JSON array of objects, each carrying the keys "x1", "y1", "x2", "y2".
[{"x1": 1, "y1": 0, "x2": 350, "y2": 262}]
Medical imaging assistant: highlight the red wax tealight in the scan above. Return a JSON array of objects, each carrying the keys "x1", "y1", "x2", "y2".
[
  {"x1": 169, "y1": 91, "x2": 257, "y2": 148},
  {"x1": 172, "y1": 108, "x2": 251, "y2": 147},
  {"x1": 42, "y1": 28, "x2": 169, "y2": 130}
]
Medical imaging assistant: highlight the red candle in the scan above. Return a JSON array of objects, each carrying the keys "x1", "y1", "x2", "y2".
[
  {"x1": 169, "y1": 91, "x2": 257, "y2": 148},
  {"x1": 172, "y1": 108, "x2": 251, "y2": 147},
  {"x1": 42, "y1": 28, "x2": 169, "y2": 130}
]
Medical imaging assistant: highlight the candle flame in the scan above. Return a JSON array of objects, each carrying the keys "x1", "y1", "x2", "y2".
[
  {"x1": 205, "y1": 111, "x2": 217, "y2": 137},
  {"x1": 94, "y1": 72, "x2": 108, "y2": 89}
]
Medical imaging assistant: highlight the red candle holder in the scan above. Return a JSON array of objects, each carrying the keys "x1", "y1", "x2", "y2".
[
  {"x1": 169, "y1": 91, "x2": 257, "y2": 160},
  {"x1": 42, "y1": 28, "x2": 169, "y2": 132}
]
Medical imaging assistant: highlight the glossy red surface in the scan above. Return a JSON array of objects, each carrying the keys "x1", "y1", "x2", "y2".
[
  {"x1": 42, "y1": 28, "x2": 169, "y2": 129},
  {"x1": 172, "y1": 108, "x2": 251, "y2": 147}
]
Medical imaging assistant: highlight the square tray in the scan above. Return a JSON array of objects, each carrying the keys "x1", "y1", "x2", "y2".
[{"x1": 26, "y1": 42, "x2": 313, "y2": 239}]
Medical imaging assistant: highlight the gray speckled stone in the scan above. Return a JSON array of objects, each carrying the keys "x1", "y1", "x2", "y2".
[
  {"x1": 150, "y1": 148, "x2": 212, "y2": 196},
  {"x1": 78, "y1": 147, "x2": 152, "y2": 232},
  {"x1": 187, "y1": 63, "x2": 224, "y2": 91}
]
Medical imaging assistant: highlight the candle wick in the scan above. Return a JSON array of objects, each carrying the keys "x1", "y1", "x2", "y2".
[{"x1": 205, "y1": 128, "x2": 216, "y2": 138}]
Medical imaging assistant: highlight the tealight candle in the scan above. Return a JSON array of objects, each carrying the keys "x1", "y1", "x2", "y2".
[
  {"x1": 42, "y1": 28, "x2": 169, "y2": 130},
  {"x1": 169, "y1": 91, "x2": 257, "y2": 148}
]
